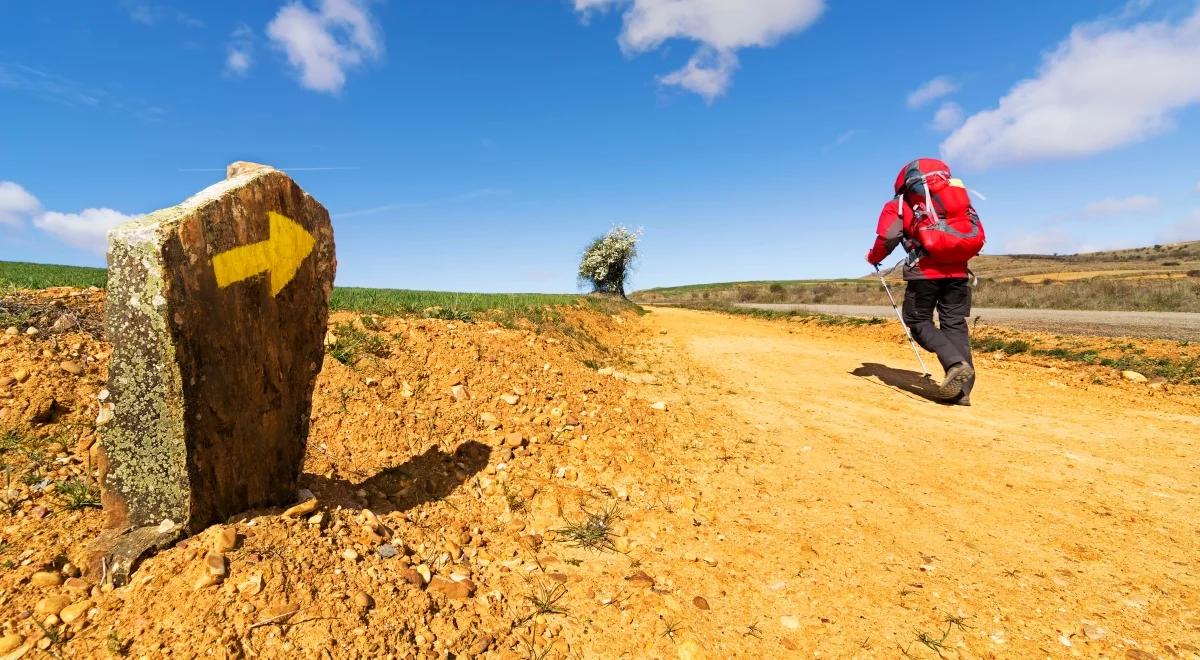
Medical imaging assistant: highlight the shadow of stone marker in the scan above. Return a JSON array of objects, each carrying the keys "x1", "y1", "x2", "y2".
[{"x1": 91, "y1": 162, "x2": 336, "y2": 585}]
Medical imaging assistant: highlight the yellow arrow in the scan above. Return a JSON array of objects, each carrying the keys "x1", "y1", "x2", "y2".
[{"x1": 212, "y1": 211, "x2": 316, "y2": 297}]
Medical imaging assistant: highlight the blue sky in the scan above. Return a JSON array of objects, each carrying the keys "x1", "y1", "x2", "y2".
[{"x1": 3, "y1": 0, "x2": 1200, "y2": 292}]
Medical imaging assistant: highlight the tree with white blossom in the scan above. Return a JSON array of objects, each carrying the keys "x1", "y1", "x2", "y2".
[{"x1": 578, "y1": 226, "x2": 642, "y2": 298}]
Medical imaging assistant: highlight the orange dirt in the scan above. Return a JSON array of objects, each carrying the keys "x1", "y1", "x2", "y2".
[{"x1": 1, "y1": 290, "x2": 1198, "y2": 658}]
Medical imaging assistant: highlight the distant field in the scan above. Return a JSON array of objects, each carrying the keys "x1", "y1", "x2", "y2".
[
  {"x1": 0, "y1": 261, "x2": 108, "y2": 289},
  {"x1": 634, "y1": 241, "x2": 1200, "y2": 313},
  {"x1": 1, "y1": 260, "x2": 613, "y2": 318}
]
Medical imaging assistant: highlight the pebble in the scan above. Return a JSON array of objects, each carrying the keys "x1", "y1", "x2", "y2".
[
  {"x1": 63, "y1": 577, "x2": 90, "y2": 593},
  {"x1": 0, "y1": 634, "x2": 22, "y2": 653},
  {"x1": 236, "y1": 574, "x2": 264, "y2": 596},
  {"x1": 34, "y1": 594, "x2": 71, "y2": 617},
  {"x1": 213, "y1": 527, "x2": 238, "y2": 553},
  {"x1": 649, "y1": 401, "x2": 667, "y2": 411},
  {"x1": 624, "y1": 571, "x2": 654, "y2": 588},
  {"x1": 0, "y1": 376, "x2": 12, "y2": 388},
  {"x1": 59, "y1": 599, "x2": 92, "y2": 624},
  {"x1": 428, "y1": 575, "x2": 475, "y2": 599},
  {"x1": 377, "y1": 543, "x2": 399, "y2": 559},
  {"x1": 399, "y1": 568, "x2": 424, "y2": 586},
  {"x1": 1122, "y1": 370, "x2": 1148, "y2": 383},
  {"x1": 353, "y1": 591, "x2": 373, "y2": 610},
  {"x1": 414, "y1": 564, "x2": 432, "y2": 583},
  {"x1": 3, "y1": 326, "x2": 16, "y2": 336},
  {"x1": 504, "y1": 433, "x2": 524, "y2": 449},
  {"x1": 780, "y1": 615, "x2": 801, "y2": 630},
  {"x1": 450, "y1": 385, "x2": 468, "y2": 401},
  {"x1": 692, "y1": 596, "x2": 710, "y2": 610},
  {"x1": 12, "y1": 369, "x2": 29, "y2": 383},
  {"x1": 30, "y1": 571, "x2": 63, "y2": 587},
  {"x1": 205, "y1": 553, "x2": 227, "y2": 578},
  {"x1": 500, "y1": 394, "x2": 519, "y2": 405},
  {"x1": 25, "y1": 327, "x2": 38, "y2": 336},
  {"x1": 282, "y1": 497, "x2": 318, "y2": 517},
  {"x1": 59, "y1": 361, "x2": 83, "y2": 375}
]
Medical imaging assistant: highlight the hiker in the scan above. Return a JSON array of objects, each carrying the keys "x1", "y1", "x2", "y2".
[{"x1": 865, "y1": 158, "x2": 985, "y2": 405}]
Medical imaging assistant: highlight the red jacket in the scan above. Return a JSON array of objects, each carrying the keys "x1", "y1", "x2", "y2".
[{"x1": 867, "y1": 199, "x2": 969, "y2": 280}]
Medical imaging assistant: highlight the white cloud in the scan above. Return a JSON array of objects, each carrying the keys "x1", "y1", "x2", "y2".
[
  {"x1": 930, "y1": 102, "x2": 965, "y2": 132},
  {"x1": 575, "y1": 0, "x2": 824, "y2": 101},
  {"x1": 34, "y1": 209, "x2": 138, "y2": 255},
  {"x1": 225, "y1": 23, "x2": 254, "y2": 76},
  {"x1": 943, "y1": 8, "x2": 1200, "y2": 170},
  {"x1": 121, "y1": 1, "x2": 204, "y2": 28},
  {"x1": 907, "y1": 76, "x2": 958, "y2": 109},
  {"x1": 267, "y1": 0, "x2": 383, "y2": 94},
  {"x1": 1159, "y1": 209, "x2": 1200, "y2": 243},
  {"x1": 999, "y1": 229, "x2": 1096, "y2": 256},
  {"x1": 1084, "y1": 194, "x2": 1160, "y2": 217},
  {"x1": 0, "y1": 181, "x2": 42, "y2": 228}
]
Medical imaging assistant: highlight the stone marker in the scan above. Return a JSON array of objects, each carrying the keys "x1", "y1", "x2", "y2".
[{"x1": 94, "y1": 162, "x2": 335, "y2": 584}]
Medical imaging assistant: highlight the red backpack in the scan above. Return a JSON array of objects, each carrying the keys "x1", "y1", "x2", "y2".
[{"x1": 894, "y1": 158, "x2": 985, "y2": 263}]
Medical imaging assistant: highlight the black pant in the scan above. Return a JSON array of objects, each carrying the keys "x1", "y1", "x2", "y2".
[{"x1": 902, "y1": 278, "x2": 974, "y2": 395}]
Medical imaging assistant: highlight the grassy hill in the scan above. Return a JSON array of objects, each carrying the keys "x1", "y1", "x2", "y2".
[{"x1": 633, "y1": 241, "x2": 1200, "y2": 313}]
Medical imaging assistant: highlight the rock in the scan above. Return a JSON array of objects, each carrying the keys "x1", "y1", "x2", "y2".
[
  {"x1": 51, "y1": 316, "x2": 77, "y2": 332},
  {"x1": 63, "y1": 577, "x2": 90, "y2": 593},
  {"x1": 59, "y1": 361, "x2": 83, "y2": 376},
  {"x1": 0, "y1": 634, "x2": 23, "y2": 653},
  {"x1": 503, "y1": 433, "x2": 524, "y2": 449},
  {"x1": 213, "y1": 526, "x2": 238, "y2": 553},
  {"x1": 677, "y1": 640, "x2": 708, "y2": 660},
  {"x1": 342, "y1": 548, "x2": 359, "y2": 561},
  {"x1": 649, "y1": 401, "x2": 667, "y2": 411},
  {"x1": 779, "y1": 615, "x2": 801, "y2": 630},
  {"x1": 0, "y1": 376, "x2": 13, "y2": 388},
  {"x1": 352, "y1": 591, "x2": 373, "y2": 610},
  {"x1": 500, "y1": 394, "x2": 519, "y2": 405},
  {"x1": 25, "y1": 326, "x2": 38, "y2": 336},
  {"x1": 1122, "y1": 370, "x2": 1148, "y2": 383},
  {"x1": 414, "y1": 564, "x2": 432, "y2": 583},
  {"x1": 237, "y1": 574, "x2": 264, "y2": 596},
  {"x1": 450, "y1": 385, "x2": 468, "y2": 401},
  {"x1": 377, "y1": 543, "x2": 399, "y2": 559},
  {"x1": 61, "y1": 562, "x2": 80, "y2": 578},
  {"x1": 283, "y1": 497, "x2": 318, "y2": 518},
  {"x1": 624, "y1": 571, "x2": 654, "y2": 588},
  {"x1": 3, "y1": 326, "x2": 16, "y2": 336},
  {"x1": 34, "y1": 594, "x2": 71, "y2": 617},
  {"x1": 30, "y1": 571, "x2": 63, "y2": 587},
  {"x1": 26, "y1": 395, "x2": 55, "y2": 424},
  {"x1": 428, "y1": 575, "x2": 475, "y2": 599},
  {"x1": 478, "y1": 412, "x2": 500, "y2": 430},
  {"x1": 399, "y1": 568, "x2": 424, "y2": 586},
  {"x1": 59, "y1": 600, "x2": 92, "y2": 624},
  {"x1": 205, "y1": 553, "x2": 227, "y2": 578},
  {"x1": 692, "y1": 596, "x2": 710, "y2": 610},
  {"x1": 1081, "y1": 623, "x2": 1106, "y2": 641},
  {"x1": 101, "y1": 162, "x2": 335, "y2": 536},
  {"x1": 95, "y1": 403, "x2": 114, "y2": 426},
  {"x1": 12, "y1": 368, "x2": 29, "y2": 383}
]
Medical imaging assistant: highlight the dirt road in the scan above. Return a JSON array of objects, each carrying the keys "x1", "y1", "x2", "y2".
[
  {"x1": 736, "y1": 303, "x2": 1200, "y2": 341},
  {"x1": 638, "y1": 307, "x2": 1200, "y2": 657}
]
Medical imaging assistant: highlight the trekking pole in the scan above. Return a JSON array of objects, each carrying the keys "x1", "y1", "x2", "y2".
[{"x1": 874, "y1": 264, "x2": 930, "y2": 377}]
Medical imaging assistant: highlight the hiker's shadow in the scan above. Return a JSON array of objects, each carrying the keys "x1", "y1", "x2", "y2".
[
  {"x1": 303, "y1": 440, "x2": 491, "y2": 515},
  {"x1": 852, "y1": 362, "x2": 944, "y2": 403}
]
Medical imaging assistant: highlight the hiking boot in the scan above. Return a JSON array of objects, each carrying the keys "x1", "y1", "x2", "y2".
[{"x1": 937, "y1": 362, "x2": 974, "y2": 400}]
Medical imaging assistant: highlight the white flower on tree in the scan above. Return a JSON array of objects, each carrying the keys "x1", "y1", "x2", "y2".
[{"x1": 578, "y1": 226, "x2": 642, "y2": 297}]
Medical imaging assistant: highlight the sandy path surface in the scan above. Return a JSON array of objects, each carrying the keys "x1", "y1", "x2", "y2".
[
  {"x1": 639, "y1": 307, "x2": 1200, "y2": 658},
  {"x1": 736, "y1": 303, "x2": 1200, "y2": 341}
]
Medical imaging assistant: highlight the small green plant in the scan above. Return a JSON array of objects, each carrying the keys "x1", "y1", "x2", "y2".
[
  {"x1": 661, "y1": 619, "x2": 684, "y2": 641},
  {"x1": 524, "y1": 578, "x2": 569, "y2": 616},
  {"x1": 553, "y1": 501, "x2": 621, "y2": 552},
  {"x1": 327, "y1": 321, "x2": 389, "y2": 365},
  {"x1": 106, "y1": 629, "x2": 130, "y2": 657},
  {"x1": 423, "y1": 306, "x2": 474, "y2": 322},
  {"x1": 55, "y1": 478, "x2": 100, "y2": 510}
]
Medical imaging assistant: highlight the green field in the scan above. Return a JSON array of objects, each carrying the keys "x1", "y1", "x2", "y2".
[
  {"x1": 0, "y1": 261, "x2": 109, "y2": 289},
  {"x1": 1, "y1": 260, "x2": 615, "y2": 318}
]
